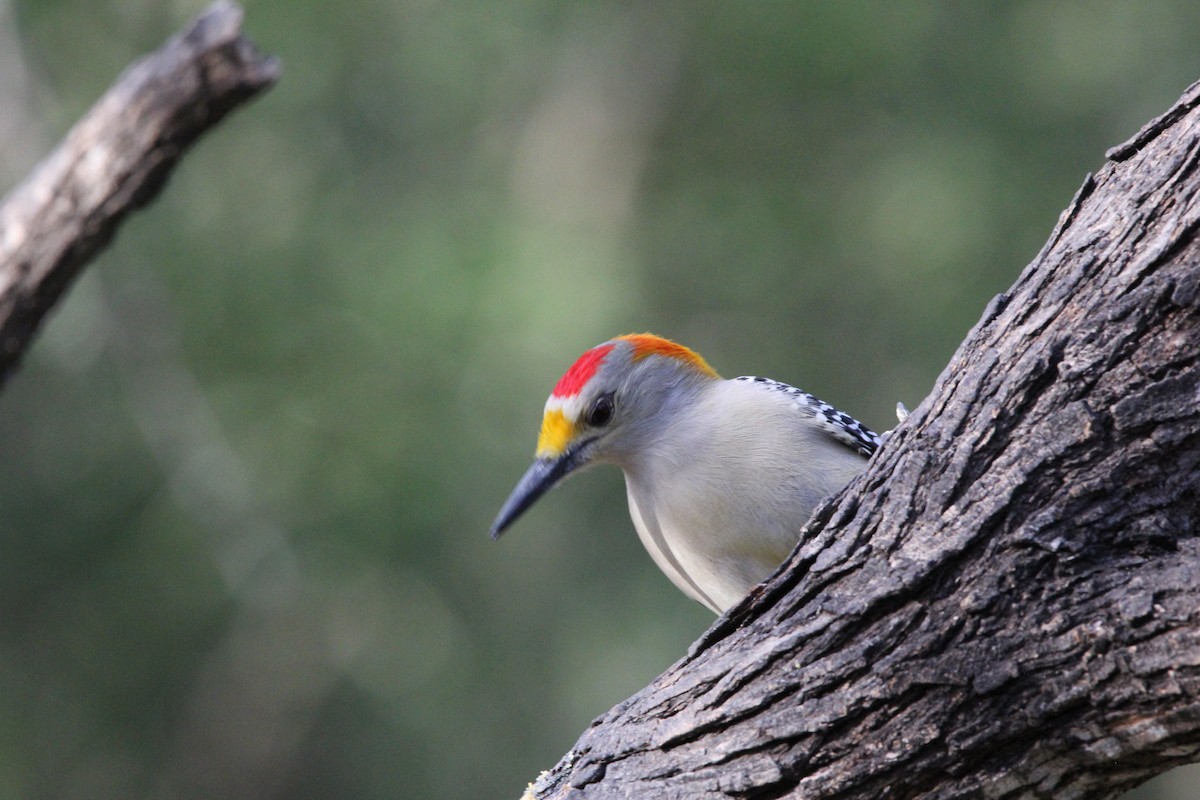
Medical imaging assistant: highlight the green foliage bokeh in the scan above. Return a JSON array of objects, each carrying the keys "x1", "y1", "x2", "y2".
[{"x1": 2, "y1": 1, "x2": 1198, "y2": 798}]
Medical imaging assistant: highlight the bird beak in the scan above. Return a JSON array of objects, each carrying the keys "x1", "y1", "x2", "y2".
[{"x1": 490, "y1": 444, "x2": 589, "y2": 540}]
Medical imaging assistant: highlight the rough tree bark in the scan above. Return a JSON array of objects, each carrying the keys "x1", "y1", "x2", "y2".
[
  {"x1": 0, "y1": 0, "x2": 278, "y2": 388},
  {"x1": 525, "y1": 84, "x2": 1200, "y2": 798}
]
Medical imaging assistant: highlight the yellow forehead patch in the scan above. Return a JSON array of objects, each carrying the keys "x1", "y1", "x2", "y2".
[{"x1": 536, "y1": 408, "x2": 577, "y2": 458}]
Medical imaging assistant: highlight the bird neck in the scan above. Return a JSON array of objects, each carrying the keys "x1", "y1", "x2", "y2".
[{"x1": 616, "y1": 375, "x2": 721, "y2": 474}]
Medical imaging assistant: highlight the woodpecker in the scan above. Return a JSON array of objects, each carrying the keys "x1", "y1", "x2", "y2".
[{"x1": 490, "y1": 333, "x2": 880, "y2": 614}]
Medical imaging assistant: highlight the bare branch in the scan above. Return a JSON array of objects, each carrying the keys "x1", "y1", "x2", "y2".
[{"x1": 0, "y1": 0, "x2": 278, "y2": 387}]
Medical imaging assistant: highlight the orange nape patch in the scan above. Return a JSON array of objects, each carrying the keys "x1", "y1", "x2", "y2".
[
  {"x1": 617, "y1": 333, "x2": 719, "y2": 378},
  {"x1": 552, "y1": 343, "x2": 616, "y2": 398},
  {"x1": 536, "y1": 408, "x2": 577, "y2": 458}
]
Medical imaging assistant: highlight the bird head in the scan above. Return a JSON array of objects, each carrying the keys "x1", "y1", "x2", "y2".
[{"x1": 490, "y1": 333, "x2": 719, "y2": 539}]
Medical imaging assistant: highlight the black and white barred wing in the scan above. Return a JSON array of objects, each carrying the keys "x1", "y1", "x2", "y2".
[{"x1": 735, "y1": 376, "x2": 880, "y2": 457}]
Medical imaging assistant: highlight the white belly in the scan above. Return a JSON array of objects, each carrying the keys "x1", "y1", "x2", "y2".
[
  {"x1": 624, "y1": 477, "x2": 785, "y2": 613},
  {"x1": 619, "y1": 380, "x2": 868, "y2": 613}
]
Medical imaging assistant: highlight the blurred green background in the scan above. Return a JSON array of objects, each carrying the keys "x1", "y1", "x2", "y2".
[{"x1": 1, "y1": 1, "x2": 1198, "y2": 798}]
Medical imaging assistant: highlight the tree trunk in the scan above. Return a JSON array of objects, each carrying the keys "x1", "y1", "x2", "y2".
[
  {"x1": 526, "y1": 81, "x2": 1200, "y2": 799},
  {"x1": 0, "y1": 0, "x2": 277, "y2": 388}
]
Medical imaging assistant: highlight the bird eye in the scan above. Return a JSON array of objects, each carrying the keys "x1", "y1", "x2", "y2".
[{"x1": 586, "y1": 393, "x2": 615, "y2": 427}]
